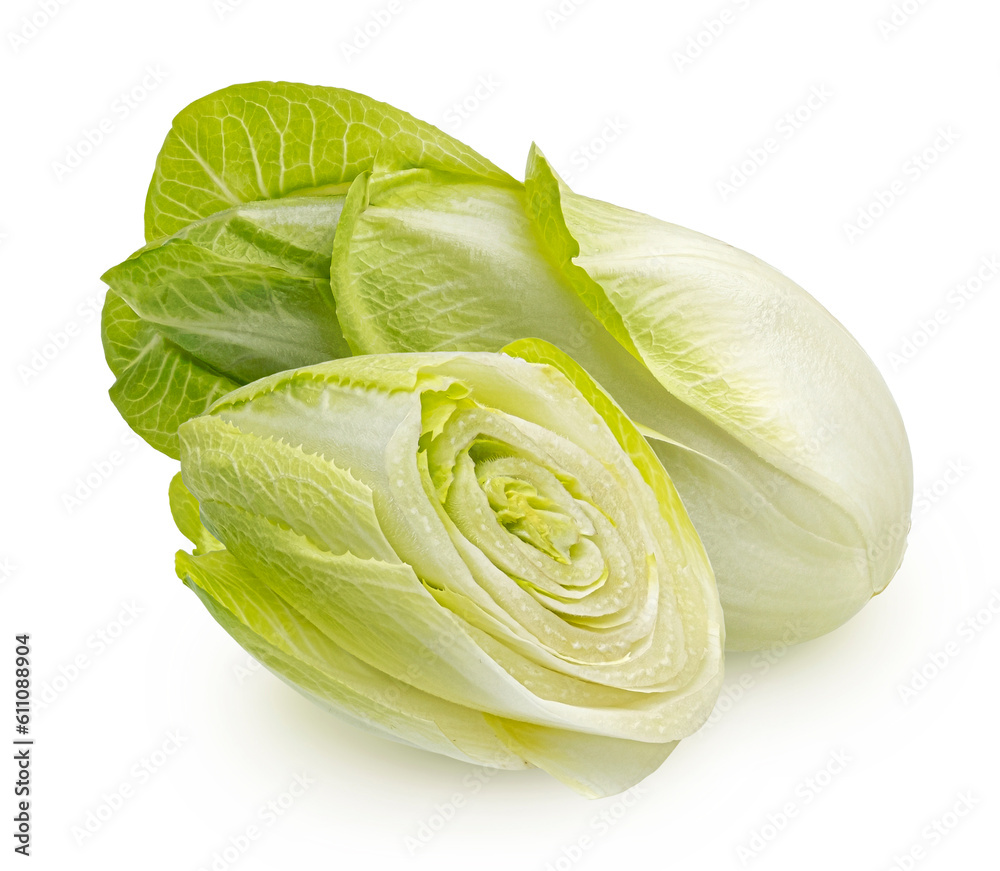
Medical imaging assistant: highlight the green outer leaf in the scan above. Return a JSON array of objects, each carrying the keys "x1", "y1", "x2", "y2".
[
  {"x1": 101, "y1": 290, "x2": 148, "y2": 378},
  {"x1": 161, "y1": 196, "x2": 347, "y2": 276},
  {"x1": 144, "y1": 81, "x2": 513, "y2": 241},
  {"x1": 103, "y1": 235, "x2": 347, "y2": 385},
  {"x1": 103, "y1": 196, "x2": 351, "y2": 451},
  {"x1": 101, "y1": 290, "x2": 239, "y2": 458},
  {"x1": 524, "y1": 144, "x2": 641, "y2": 361}
]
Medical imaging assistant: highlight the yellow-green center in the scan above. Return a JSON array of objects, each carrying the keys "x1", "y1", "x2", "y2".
[{"x1": 480, "y1": 474, "x2": 580, "y2": 564}]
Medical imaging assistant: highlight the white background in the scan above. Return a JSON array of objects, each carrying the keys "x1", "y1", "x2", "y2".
[{"x1": 2, "y1": 0, "x2": 998, "y2": 868}]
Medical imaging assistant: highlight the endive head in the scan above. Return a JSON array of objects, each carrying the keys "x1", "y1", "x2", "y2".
[
  {"x1": 172, "y1": 340, "x2": 724, "y2": 797},
  {"x1": 520, "y1": 148, "x2": 914, "y2": 647}
]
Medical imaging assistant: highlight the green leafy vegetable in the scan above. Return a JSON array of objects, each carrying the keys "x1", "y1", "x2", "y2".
[
  {"x1": 172, "y1": 345, "x2": 724, "y2": 797},
  {"x1": 103, "y1": 81, "x2": 912, "y2": 649},
  {"x1": 103, "y1": 82, "x2": 511, "y2": 457}
]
